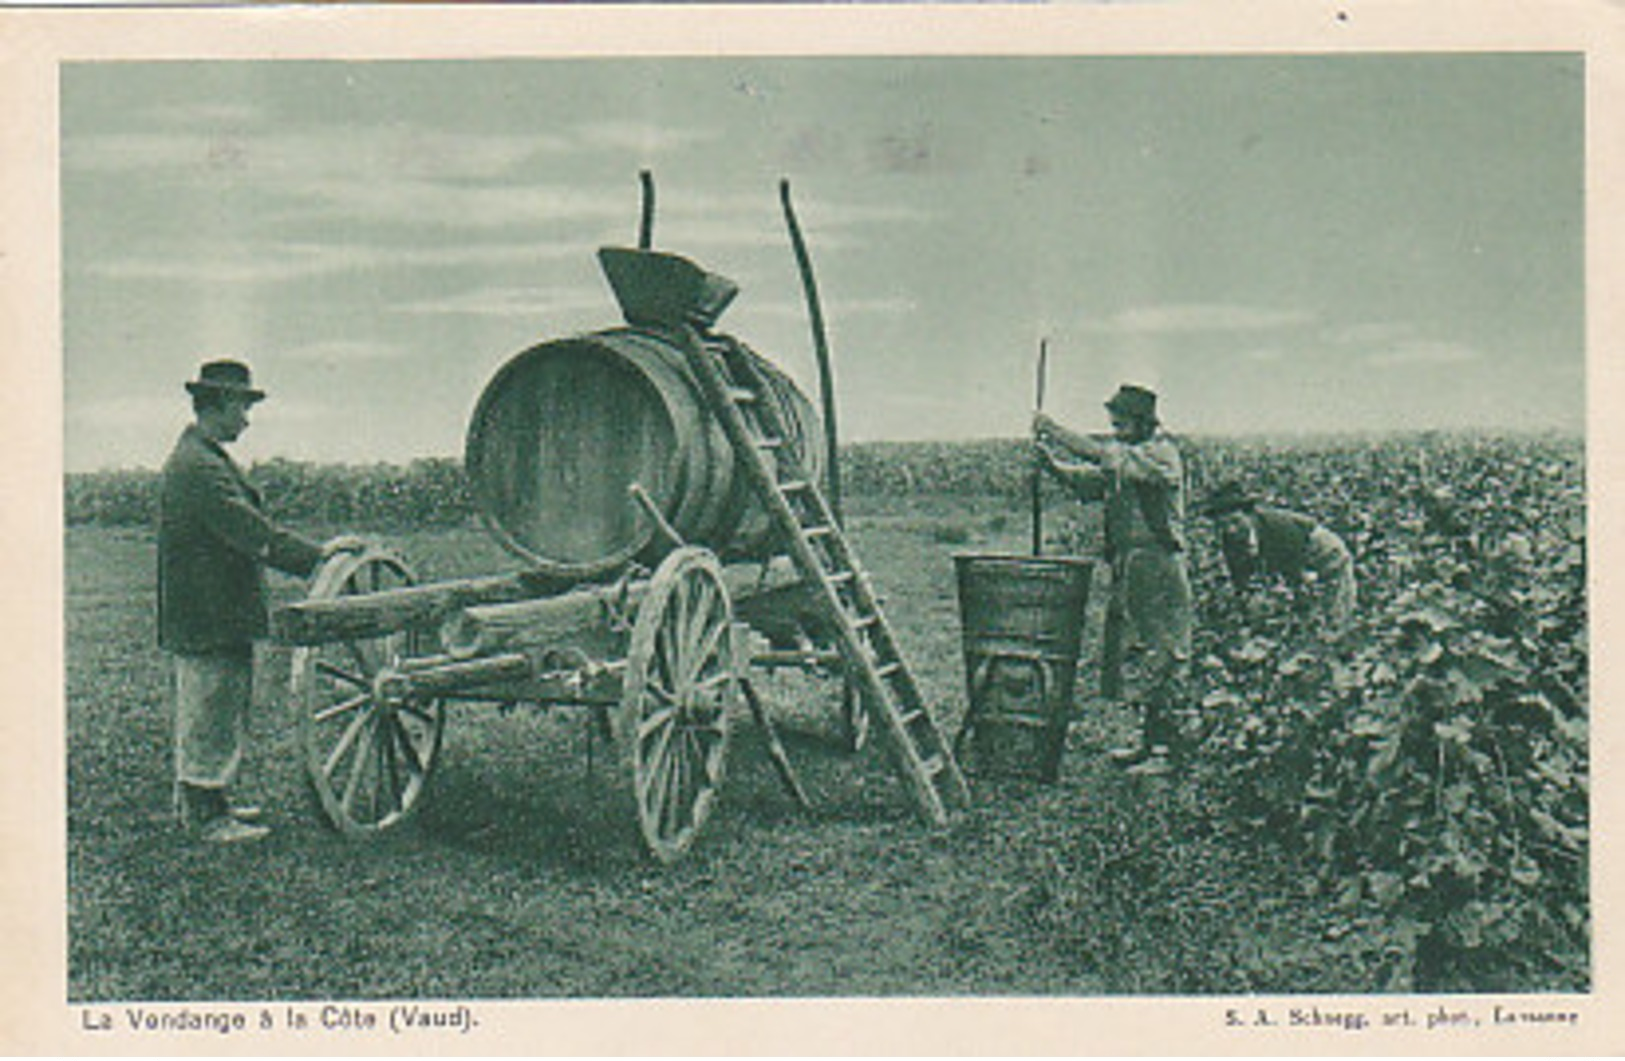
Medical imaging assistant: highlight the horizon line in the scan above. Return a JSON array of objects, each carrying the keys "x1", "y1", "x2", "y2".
[{"x1": 65, "y1": 423, "x2": 1585, "y2": 477}]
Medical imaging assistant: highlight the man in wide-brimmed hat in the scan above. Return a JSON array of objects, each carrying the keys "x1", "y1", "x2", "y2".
[
  {"x1": 1034, "y1": 383, "x2": 1192, "y2": 776},
  {"x1": 158, "y1": 359, "x2": 364, "y2": 843},
  {"x1": 1202, "y1": 478, "x2": 1357, "y2": 638}
]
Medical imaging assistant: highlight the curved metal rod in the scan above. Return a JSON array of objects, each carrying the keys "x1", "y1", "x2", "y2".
[{"x1": 779, "y1": 178, "x2": 842, "y2": 527}]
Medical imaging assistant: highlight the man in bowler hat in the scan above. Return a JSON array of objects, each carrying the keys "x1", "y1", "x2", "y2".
[
  {"x1": 1034, "y1": 383, "x2": 1192, "y2": 775},
  {"x1": 158, "y1": 360, "x2": 364, "y2": 843},
  {"x1": 1203, "y1": 479, "x2": 1357, "y2": 638}
]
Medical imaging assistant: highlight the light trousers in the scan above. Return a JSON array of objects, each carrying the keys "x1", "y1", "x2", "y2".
[
  {"x1": 172, "y1": 647, "x2": 254, "y2": 789},
  {"x1": 1307, "y1": 526, "x2": 1357, "y2": 635}
]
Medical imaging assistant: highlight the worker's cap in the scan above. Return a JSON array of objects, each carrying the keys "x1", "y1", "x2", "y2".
[
  {"x1": 1202, "y1": 479, "x2": 1259, "y2": 517},
  {"x1": 185, "y1": 360, "x2": 265, "y2": 403},
  {"x1": 1104, "y1": 383, "x2": 1159, "y2": 424}
]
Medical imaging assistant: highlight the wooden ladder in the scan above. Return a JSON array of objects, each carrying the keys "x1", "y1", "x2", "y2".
[{"x1": 677, "y1": 327, "x2": 970, "y2": 826}]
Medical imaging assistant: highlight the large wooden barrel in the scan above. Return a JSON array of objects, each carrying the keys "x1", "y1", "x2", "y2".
[{"x1": 466, "y1": 328, "x2": 826, "y2": 579}]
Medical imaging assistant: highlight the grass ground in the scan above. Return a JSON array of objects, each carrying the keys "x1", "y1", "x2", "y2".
[{"x1": 70, "y1": 497, "x2": 1402, "y2": 1000}]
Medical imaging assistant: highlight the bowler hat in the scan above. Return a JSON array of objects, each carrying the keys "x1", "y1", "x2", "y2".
[
  {"x1": 1202, "y1": 479, "x2": 1258, "y2": 517},
  {"x1": 1105, "y1": 383, "x2": 1158, "y2": 424},
  {"x1": 185, "y1": 360, "x2": 265, "y2": 403}
]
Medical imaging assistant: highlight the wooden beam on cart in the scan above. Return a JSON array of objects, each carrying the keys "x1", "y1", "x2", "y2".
[
  {"x1": 439, "y1": 557, "x2": 808, "y2": 659},
  {"x1": 271, "y1": 570, "x2": 572, "y2": 647}
]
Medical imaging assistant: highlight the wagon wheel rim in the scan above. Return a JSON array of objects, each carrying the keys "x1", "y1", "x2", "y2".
[
  {"x1": 621, "y1": 546, "x2": 737, "y2": 863},
  {"x1": 838, "y1": 674, "x2": 870, "y2": 752},
  {"x1": 290, "y1": 547, "x2": 446, "y2": 836}
]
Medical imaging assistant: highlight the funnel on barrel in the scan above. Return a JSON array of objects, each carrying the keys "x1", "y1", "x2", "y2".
[{"x1": 954, "y1": 553, "x2": 1092, "y2": 781}]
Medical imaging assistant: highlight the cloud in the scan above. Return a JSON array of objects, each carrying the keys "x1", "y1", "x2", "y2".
[
  {"x1": 1365, "y1": 340, "x2": 1481, "y2": 366},
  {"x1": 1083, "y1": 304, "x2": 1315, "y2": 335},
  {"x1": 146, "y1": 101, "x2": 266, "y2": 128},
  {"x1": 281, "y1": 339, "x2": 404, "y2": 363},
  {"x1": 64, "y1": 126, "x2": 563, "y2": 183},
  {"x1": 64, "y1": 120, "x2": 712, "y2": 194},
  {"x1": 746, "y1": 296, "x2": 919, "y2": 320},
  {"x1": 1322, "y1": 320, "x2": 1481, "y2": 366},
  {"x1": 654, "y1": 218, "x2": 809, "y2": 251},
  {"x1": 64, "y1": 133, "x2": 216, "y2": 174},
  {"x1": 67, "y1": 395, "x2": 182, "y2": 428},
  {"x1": 83, "y1": 244, "x2": 366, "y2": 284},
  {"x1": 82, "y1": 238, "x2": 580, "y2": 286},
  {"x1": 393, "y1": 284, "x2": 608, "y2": 318},
  {"x1": 271, "y1": 176, "x2": 630, "y2": 231},
  {"x1": 572, "y1": 121, "x2": 721, "y2": 153},
  {"x1": 1325, "y1": 322, "x2": 1414, "y2": 346}
]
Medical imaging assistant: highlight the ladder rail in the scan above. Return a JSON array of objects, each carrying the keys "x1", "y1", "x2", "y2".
[{"x1": 673, "y1": 325, "x2": 970, "y2": 820}]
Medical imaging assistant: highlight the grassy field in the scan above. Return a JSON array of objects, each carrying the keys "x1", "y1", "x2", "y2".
[
  {"x1": 66, "y1": 494, "x2": 1390, "y2": 1001},
  {"x1": 67, "y1": 436, "x2": 1587, "y2": 1000}
]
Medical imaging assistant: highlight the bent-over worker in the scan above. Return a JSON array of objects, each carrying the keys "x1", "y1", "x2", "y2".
[{"x1": 1203, "y1": 479, "x2": 1357, "y2": 638}]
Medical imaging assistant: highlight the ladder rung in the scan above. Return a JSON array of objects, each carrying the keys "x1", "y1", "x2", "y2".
[
  {"x1": 875, "y1": 661, "x2": 902, "y2": 679},
  {"x1": 825, "y1": 570, "x2": 855, "y2": 586},
  {"x1": 920, "y1": 754, "x2": 946, "y2": 777},
  {"x1": 804, "y1": 524, "x2": 834, "y2": 538},
  {"x1": 756, "y1": 436, "x2": 786, "y2": 450},
  {"x1": 898, "y1": 709, "x2": 925, "y2": 727},
  {"x1": 726, "y1": 387, "x2": 758, "y2": 403},
  {"x1": 852, "y1": 614, "x2": 881, "y2": 629},
  {"x1": 779, "y1": 479, "x2": 812, "y2": 494}
]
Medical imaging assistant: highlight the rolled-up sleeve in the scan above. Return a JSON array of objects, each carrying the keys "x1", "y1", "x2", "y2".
[
  {"x1": 1106, "y1": 436, "x2": 1182, "y2": 487},
  {"x1": 1059, "y1": 463, "x2": 1107, "y2": 502}
]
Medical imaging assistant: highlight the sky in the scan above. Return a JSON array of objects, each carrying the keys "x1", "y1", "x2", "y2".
[{"x1": 61, "y1": 54, "x2": 1584, "y2": 472}]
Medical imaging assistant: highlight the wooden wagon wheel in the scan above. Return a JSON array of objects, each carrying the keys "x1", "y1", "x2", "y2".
[
  {"x1": 289, "y1": 546, "x2": 446, "y2": 836},
  {"x1": 618, "y1": 546, "x2": 739, "y2": 863}
]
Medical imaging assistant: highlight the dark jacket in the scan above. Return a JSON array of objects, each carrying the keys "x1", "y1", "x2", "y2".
[
  {"x1": 157, "y1": 425, "x2": 323, "y2": 653},
  {"x1": 1219, "y1": 505, "x2": 1318, "y2": 586}
]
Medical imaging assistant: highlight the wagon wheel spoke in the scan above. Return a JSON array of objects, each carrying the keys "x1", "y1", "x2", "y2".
[
  {"x1": 315, "y1": 659, "x2": 368, "y2": 690},
  {"x1": 339, "y1": 714, "x2": 376, "y2": 816},
  {"x1": 692, "y1": 670, "x2": 733, "y2": 693},
  {"x1": 636, "y1": 703, "x2": 678, "y2": 742},
  {"x1": 662, "y1": 733, "x2": 693, "y2": 840},
  {"x1": 684, "y1": 609, "x2": 731, "y2": 689},
  {"x1": 323, "y1": 704, "x2": 373, "y2": 780},
  {"x1": 639, "y1": 712, "x2": 678, "y2": 780},
  {"x1": 313, "y1": 691, "x2": 371, "y2": 725},
  {"x1": 379, "y1": 715, "x2": 407, "y2": 813},
  {"x1": 292, "y1": 547, "x2": 446, "y2": 836},
  {"x1": 676, "y1": 579, "x2": 711, "y2": 677},
  {"x1": 621, "y1": 548, "x2": 737, "y2": 863},
  {"x1": 389, "y1": 713, "x2": 427, "y2": 778}
]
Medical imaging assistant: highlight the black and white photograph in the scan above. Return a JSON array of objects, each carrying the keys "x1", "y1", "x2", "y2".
[{"x1": 6, "y1": 2, "x2": 1623, "y2": 1053}]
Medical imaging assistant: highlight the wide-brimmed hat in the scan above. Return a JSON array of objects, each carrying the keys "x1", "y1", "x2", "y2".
[
  {"x1": 1202, "y1": 479, "x2": 1258, "y2": 517},
  {"x1": 185, "y1": 360, "x2": 265, "y2": 403},
  {"x1": 1104, "y1": 383, "x2": 1158, "y2": 424}
]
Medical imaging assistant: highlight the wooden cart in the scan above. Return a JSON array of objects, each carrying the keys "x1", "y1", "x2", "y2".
[{"x1": 272, "y1": 238, "x2": 968, "y2": 862}]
